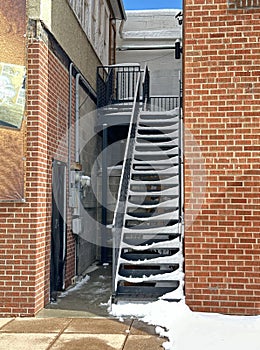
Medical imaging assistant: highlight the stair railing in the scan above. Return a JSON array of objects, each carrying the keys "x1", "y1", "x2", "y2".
[
  {"x1": 178, "y1": 71, "x2": 183, "y2": 224},
  {"x1": 142, "y1": 65, "x2": 150, "y2": 109},
  {"x1": 148, "y1": 95, "x2": 179, "y2": 112},
  {"x1": 111, "y1": 72, "x2": 141, "y2": 301}
]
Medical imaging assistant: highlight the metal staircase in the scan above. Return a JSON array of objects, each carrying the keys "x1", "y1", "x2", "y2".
[
  {"x1": 113, "y1": 108, "x2": 184, "y2": 302},
  {"x1": 97, "y1": 64, "x2": 183, "y2": 303}
]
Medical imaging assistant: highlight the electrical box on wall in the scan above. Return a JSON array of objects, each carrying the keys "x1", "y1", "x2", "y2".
[{"x1": 72, "y1": 218, "x2": 82, "y2": 235}]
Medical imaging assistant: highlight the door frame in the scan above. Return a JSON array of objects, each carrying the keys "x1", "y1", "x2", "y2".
[{"x1": 50, "y1": 159, "x2": 67, "y2": 301}]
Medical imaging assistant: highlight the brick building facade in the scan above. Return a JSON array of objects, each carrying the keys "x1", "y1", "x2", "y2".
[
  {"x1": 184, "y1": 0, "x2": 260, "y2": 315},
  {"x1": 1, "y1": 0, "x2": 259, "y2": 318},
  {"x1": 0, "y1": 0, "x2": 125, "y2": 317}
]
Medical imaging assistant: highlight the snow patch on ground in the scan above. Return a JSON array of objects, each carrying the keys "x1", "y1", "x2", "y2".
[
  {"x1": 110, "y1": 300, "x2": 260, "y2": 350},
  {"x1": 59, "y1": 275, "x2": 90, "y2": 297}
]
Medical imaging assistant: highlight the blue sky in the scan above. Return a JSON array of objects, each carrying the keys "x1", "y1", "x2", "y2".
[{"x1": 123, "y1": 0, "x2": 182, "y2": 10}]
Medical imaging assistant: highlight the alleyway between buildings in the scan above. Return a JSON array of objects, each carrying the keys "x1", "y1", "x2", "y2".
[{"x1": 0, "y1": 263, "x2": 165, "y2": 349}]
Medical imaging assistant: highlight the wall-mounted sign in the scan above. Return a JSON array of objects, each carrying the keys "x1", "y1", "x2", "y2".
[{"x1": 0, "y1": 62, "x2": 25, "y2": 129}]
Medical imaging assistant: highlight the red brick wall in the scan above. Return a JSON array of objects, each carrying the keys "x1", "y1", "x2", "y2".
[
  {"x1": 184, "y1": 0, "x2": 260, "y2": 315},
  {"x1": 0, "y1": 39, "x2": 75, "y2": 317}
]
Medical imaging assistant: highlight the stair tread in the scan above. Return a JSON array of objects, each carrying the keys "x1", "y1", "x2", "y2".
[
  {"x1": 123, "y1": 237, "x2": 180, "y2": 244},
  {"x1": 127, "y1": 199, "x2": 178, "y2": 209},
  {"x1": 134, "y1": 149, "x2": 178, "y2": 156},
  {"x1": 133, "y1": 157, "x2": 178, "y2": 164},
  {"x1": 129, "y1": 176, "x2": 178, "y2": 185},
  {"x1": 119, "y1": 268, "x2": 176, "y2": 277},
  {"x1": 128, "y1": 189, "x2": 179, "y2": 196},
  {"x1": 125, "y1": 209, "x2": 179, "y2": 221},
  {"x1": 122, "y1": 224, "x2": 180, "y2": 234},
  {"x1": 121, "y1": 237, "x2": 181, "y2": 250},
  {"x1": 132, "y1": 166, "x2": 178, "y2": 174},
  {"x1": 135, "y1": 142, "x2": 179, "y2": 148},
  {"x1": 120, "y1": 253, "x2": 182, "y2": 265},
  {"x1": 140, "y1": 111, "x2": 179, "y2": 116},
  {"x1": 116, "y1": 285, "x2": 180, "y2": 300}
]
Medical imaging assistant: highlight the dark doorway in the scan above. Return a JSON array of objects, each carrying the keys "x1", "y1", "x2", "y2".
[{"x1": 50, "y1": 160, "x2": 66, "y2": 302}]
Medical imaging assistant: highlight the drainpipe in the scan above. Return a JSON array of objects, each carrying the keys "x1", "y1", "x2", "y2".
[
  {"x1": 101, "y1": 123, "x2": 108, "y2": 263},
  {"x1": 119, "y1": 19, "x2": 125, "y2": 39},
  {"x1": 75, "y1": 73, "x2": 81, "y2": 164},
  {"x1": 68, "y1": 63, "x2": 74, "y2": 200}
]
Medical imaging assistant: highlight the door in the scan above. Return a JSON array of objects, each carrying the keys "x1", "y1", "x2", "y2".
[{"x1": 50, "y1": 160, "x2": 66, "y2": 301}]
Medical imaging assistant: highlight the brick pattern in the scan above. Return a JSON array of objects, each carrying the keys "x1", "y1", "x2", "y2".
[
  {"x1": 184, "y1": 0, "x2": 260, "y2": 314},
  {"x1": 0, "y1": 38, "x2": 76, "y2": 316}
]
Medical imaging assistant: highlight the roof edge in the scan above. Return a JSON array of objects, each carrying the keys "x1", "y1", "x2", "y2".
[{"x1": 109, "y1": 0, "x2": 126, "y2": 20}]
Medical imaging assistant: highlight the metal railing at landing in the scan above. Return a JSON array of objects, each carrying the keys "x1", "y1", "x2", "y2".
[
  {"x1": 97, "y1": 64, "x2": 142, "y2": 108},
  {"x1": 97, "y1": 64, "x2": 181, "y2": 112},
  {"x1": 148, "y1": 95, "x2": 180, "y2": 112}
]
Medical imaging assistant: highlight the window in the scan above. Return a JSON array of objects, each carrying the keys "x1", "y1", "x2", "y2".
[
  {"x1": 68, "y1": 0, "x2": 110, "y2": 64},
  {"x1": 228, "y1": 0, "x2": 260, "y2": 8}
]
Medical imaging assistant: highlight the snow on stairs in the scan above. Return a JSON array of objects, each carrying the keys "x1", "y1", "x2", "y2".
[{"x1": 114, "y1": 110, "x2": 184, "y2": 302}]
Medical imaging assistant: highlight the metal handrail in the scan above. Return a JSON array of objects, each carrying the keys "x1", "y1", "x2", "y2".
[
  {"x1": 111, "y1": 72, "x2": 141, "y2": 299},
  {"x1": 142, "y1": 65, "x2": 150, "y2": 109}
]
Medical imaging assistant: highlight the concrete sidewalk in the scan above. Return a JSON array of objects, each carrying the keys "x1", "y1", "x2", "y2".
[{"x1": 0, "y1": 317, "x2": 165, "y2": 349}]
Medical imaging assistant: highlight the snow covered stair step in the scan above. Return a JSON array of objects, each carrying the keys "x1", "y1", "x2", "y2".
[
  {"x1": 136, "y1": 130, "x2": 179, "y2": 139},
  {"x1": 134, "y1": 148, "x2": 178, "y2": 156},
  {"x1": 128, "y1": 187, "x2": 179, "y2": 196},
  {"x1": 135, "y1": 140, "x2": 179, "y2": 148},
  {"x1": 129, "y1": 176, "x2": 178, "y2": 185},
  {"x1": 131, "y1": 165, "x2": 178, "y2": 174},
  {"x1": 118, "y1": 267, "x2": 176, "y2": 278},
  {"x1": 119, "y1": 252, "x2": 183, "y2": 265},
  {"x1": 116, "y1": 282, "x2": 181, "y2": 301},
  {"x1": 122, "y1": 224, "x2": 180, "y2": 235},
  {"x1": 137, "y1": 126, "x2": 178, "y2": 133},
  {"x1": 121, "y1": 237, "x2": 181, "y2": 250},
  {"x1": 117, "y1": 270, "x2": 184, "y2": 283},
  {"x1": 133, "y1": 157, "x2": 178, "y2": 164},
  {"x1": 138, "y1": 120, "x2": 179, "y2": 128},
  {"x1": 125, "y1": 209, "x2": 179, "y2": 221},
  {"x1": 127, "y1": 199, "x2": 179, "y2": 209}
]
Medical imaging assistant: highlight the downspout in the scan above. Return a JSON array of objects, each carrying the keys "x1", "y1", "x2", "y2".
[
  {"x1": 68, "y1": 62, "x2": 77, "y2": 275},
  {"x1": 118, "y1": 19, "x2": 125, "y2": 39},
  {"x1": 75, "y1": 73, "x2": 80, "y2": 164},
  {"x1": 68, "y1": 63, "x2": 74, "y2": 200}
]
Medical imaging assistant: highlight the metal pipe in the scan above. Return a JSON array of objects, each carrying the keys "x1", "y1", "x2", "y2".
[
  {"x1": 75, "y1": 73, "x2": 80, "y2": 163},
  {"x1": 68, "y1": 63, "x2": 74, "y2": 199},
  {"x1": 101, "y1": 123, "x2": 108, "y2": 263}
]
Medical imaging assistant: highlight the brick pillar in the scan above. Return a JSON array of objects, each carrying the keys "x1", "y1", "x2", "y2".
[{"x1": 184, "y1": 0, "x2": 260, "y2": 315}]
